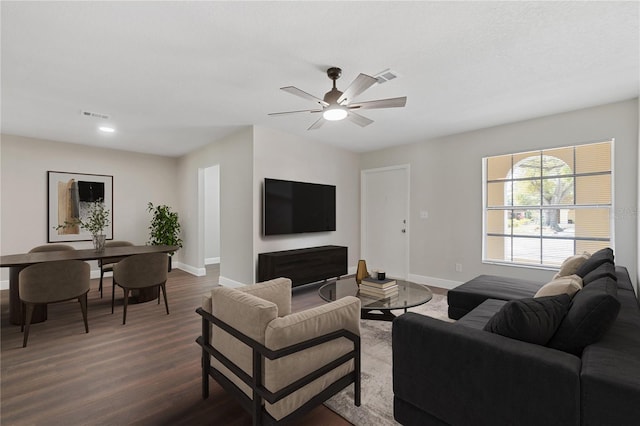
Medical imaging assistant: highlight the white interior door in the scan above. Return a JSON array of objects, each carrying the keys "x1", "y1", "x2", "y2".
[{"x1": 361, "y1": 165, "x2": 409, "y2": 279}]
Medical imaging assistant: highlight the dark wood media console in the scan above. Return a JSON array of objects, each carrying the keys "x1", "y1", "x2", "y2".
[{"x1": 258, "y1": 245, "x2": 347, "y2": 288}]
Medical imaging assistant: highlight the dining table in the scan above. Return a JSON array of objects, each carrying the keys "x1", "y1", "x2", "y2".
[{"x1": 1, "y1": 244, "x2": 178, "y2": 325}]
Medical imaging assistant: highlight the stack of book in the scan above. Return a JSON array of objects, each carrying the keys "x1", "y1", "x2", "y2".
[{"x1": 359, "y1": 277, "x2": 398, "y2": 299}]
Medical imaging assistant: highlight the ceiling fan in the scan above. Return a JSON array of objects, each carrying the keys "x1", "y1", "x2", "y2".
[{"x1": 268, "y1": 67, "x2": 407, "y2": 130}]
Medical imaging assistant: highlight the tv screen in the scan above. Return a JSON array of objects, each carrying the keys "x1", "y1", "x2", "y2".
[
  {"x1": 78, "y1": 181, "x2": 105, "y2": 202},
  {"x1": 263, "y1": 178, "x2": 336, "y2": 235}
]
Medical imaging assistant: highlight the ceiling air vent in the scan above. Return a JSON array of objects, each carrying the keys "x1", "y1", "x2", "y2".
[
  {"x1": 374, "y1": 69, "x2": 399, "y2": 84},
  {"x1": 81, "y1": 110, "x2": 110, "y2": 120}
]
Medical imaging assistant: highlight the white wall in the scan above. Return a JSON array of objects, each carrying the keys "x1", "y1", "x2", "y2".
[
  {"x1": 204, "y1": 164, "x2": 220, "y2": 263},
  {"x1": 176, "y1": 127, "x2": 254, "y2": 285},
  {"x1": 361, "y1": 99, "x2": 639, "y2": 292},
  {"x1": 637, "y1": 97, "x2": 640, "y2": 300},
  {"x1": 252, "y1": 126, "x2": 361, "y2": 282},
  {"x1": 0, "y1": 134, "x2": 178, "y2": 283}
]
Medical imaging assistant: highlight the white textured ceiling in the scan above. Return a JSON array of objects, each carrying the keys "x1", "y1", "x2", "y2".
[{"x1": 1, "y1": 1, "x2": 638, "y2": 157}]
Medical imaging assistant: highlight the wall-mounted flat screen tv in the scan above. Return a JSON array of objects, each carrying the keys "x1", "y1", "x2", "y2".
[{"x1": 263, "y1": 178, "x2": 336, "y2": 235}]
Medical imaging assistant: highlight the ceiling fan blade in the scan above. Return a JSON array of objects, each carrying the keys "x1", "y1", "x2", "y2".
[
  {"x1": 281, "y1": 86, "x2": 329, "y2": 107},
  {"x1": 347, "y1": 111, "x2": 374, "y2": 127},
  {"x1": 308, "y1": 116, "x2": 326, "y2": 130},
  {"x1": 337, "y1": 73, "x2": 378, "y2": 104},
  {"x1": 268, "y1": 109, "x2": 322, "y2": 116},
  {"x1": 348, "y1": 96, "x2": 407, "y2": 110}
]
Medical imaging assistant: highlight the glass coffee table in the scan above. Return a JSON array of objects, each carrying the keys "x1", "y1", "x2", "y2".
[{"x1": 319, "y1": 277, "x2": 433, "y2": 321}]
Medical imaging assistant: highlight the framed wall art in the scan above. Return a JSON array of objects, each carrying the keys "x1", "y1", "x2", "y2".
[{"x1": 47, "y1": 171, "x2": 113, "y2": 242}]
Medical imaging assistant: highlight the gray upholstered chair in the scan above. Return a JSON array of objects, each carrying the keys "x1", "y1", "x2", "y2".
[
  {"x1": 19, "y1": 260, "x2": 90, "y2": 347},
  {"x1": 99, "y1": 240, "x2": 134, "y2": 298},
  {"x1": 196, "y1": 277, "x2": 361, "y2": 425},
  {"x1": 112, "y1": 252, "x2": 169, "y2": 324},
  {"x1": 29, "y1": 244, "x2": 75, "y2": 253}
]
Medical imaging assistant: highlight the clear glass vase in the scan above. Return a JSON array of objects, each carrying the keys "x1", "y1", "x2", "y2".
[{"x1": 93, "y1": 234, "x2": 106, "y2": 252}]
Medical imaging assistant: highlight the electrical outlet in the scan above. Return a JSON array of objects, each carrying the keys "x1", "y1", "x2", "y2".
[{"x1": 455, "y1": 263, "x2": 462, "y2": 272}]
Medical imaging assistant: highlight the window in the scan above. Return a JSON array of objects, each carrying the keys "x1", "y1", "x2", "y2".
[{"x1": 483, "y1": 140, "x2": 613, "y2": 268}]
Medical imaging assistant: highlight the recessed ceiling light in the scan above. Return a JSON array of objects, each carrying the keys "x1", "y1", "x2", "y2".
[{"x1": 99, "y1": 126, "x2": 115, "y2": 133}]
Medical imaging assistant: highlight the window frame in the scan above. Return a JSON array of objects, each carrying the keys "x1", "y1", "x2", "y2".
[{"x1": 481, "y1": 139, "x2": 615, "y2": 270}]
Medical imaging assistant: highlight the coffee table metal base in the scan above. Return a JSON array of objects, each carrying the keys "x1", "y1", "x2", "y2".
[{"x1": 361, "y1": 308, "x2": 407, "y2": 321}]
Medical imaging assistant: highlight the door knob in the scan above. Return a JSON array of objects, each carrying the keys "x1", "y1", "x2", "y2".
[{"x1": 401, "y1": 229, "x2": 406, "y2": 233}]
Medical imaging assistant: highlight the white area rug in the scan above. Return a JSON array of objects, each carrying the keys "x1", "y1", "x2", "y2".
[{"x1": 324, "y1": 289, "x2": 452, "y2": 425}]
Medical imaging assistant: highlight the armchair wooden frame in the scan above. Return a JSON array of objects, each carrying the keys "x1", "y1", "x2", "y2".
[{"x1": 196, "y1": 307, "x2": 361, "y2": 426}]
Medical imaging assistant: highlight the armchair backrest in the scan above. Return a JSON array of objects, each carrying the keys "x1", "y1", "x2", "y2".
[
  {"x1": 239, "y1": 277, "x2": 292, "y2": 317},
  {"x1": 210, "y1": 284, "x2": 281, "y2": 399}
]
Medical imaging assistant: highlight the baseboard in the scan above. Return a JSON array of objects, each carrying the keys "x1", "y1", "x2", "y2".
[
  {"x1": 174, "y1": 262, "x2": 206, "y2": 277},
  {"x1": 218, "y1": 276, "x2": 245, "y2": 288},
  {"x1": 1, "y1": 269, "x2": 462, "y2": 291},
  {"x1": 408, "y1": 273, "x2": 463, "y2": 290},
  {"x1": 205, "y1": 257, "x2": 220, "y2": 265}
]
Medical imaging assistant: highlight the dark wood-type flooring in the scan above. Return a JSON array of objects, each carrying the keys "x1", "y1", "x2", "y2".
[{"x1": 1, "y1": 265, "x2": 352, "y2": 425}]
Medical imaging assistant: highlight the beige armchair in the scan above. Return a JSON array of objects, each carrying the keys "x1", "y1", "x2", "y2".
[{"x1": 196, "y1": 277, "x2": 361, "y2": 425}]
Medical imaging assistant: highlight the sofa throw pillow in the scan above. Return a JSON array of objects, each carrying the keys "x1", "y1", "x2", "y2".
[
  {"x1": 575, "y1": 247, "x2": 614, "y2": 278},
  {"x1": 534, "y1": 275, "x2": 583, "y2": 298},
  {"x1": 581, "y1": 262, "x2": 617, "y2": 286},
  {"x1": 555, "y1": 253, "x2": 591, "y2": 278},
  {"x1": 547, "y1": 277, "x2": 620, "y2": 356},
  {"x1": 483, "y1": 294, "x2": 571, "y2": 346}
]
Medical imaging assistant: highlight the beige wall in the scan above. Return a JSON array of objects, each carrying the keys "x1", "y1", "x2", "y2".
[
  {"x1": 361, "y1": 99, "x2": 639, "y2": 292},
  {"x1": 2, "y1": 99, "x2": 638, "y2": 294},
  {"x1": 252, "y1": 126, "x2": 361, "y2": 282},
  {"x1": 176, "y1": 127, "x2": 254, "y2": 285},
  {"x1": 0, "y1": 134, "x2": 178, "y2": 283},
  {"x1": 204, "y1": 165, "x2": 220, "y2": 262}
]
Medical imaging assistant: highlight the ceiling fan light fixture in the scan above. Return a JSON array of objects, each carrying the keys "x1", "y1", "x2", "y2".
[{"x1": 323, "y1": 106, "x2": 348, "y2": 121}]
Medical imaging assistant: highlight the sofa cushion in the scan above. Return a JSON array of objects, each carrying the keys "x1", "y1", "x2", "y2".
[
  {"x1": 448, "y1": 275, "x2": 542, "y2": 320},
  {"x1": 547, "y1": 276, "x2": 620, "y2": 355},
  {"x1": 582, "y1": 262, "x2": 617, "y2": 286},
  {"x1": 534, "y1": 274, "x2": 583, "y2": 298},
  {"x1": 483, "y1": 294, "x2": 571, "y2": 345},
  {"x1": 555, "y1": 253, "x2": 590, "y2": 278},
  {"x1": 575, "y1": 247, "x2": 614, "y2": 278}
]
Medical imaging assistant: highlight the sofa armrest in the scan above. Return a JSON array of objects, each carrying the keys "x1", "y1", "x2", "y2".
[{"x1": 392, "y1": 313, "x2": 581, "y2": 426}]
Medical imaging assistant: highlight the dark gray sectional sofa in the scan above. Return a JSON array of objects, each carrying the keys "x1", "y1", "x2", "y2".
[{"x1": 392, "y1": 249, "x2": 640, "y2": 426}]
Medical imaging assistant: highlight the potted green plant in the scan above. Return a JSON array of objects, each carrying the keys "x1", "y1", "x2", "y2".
[
  {"x1": 55, "y1": 199, "x2": 110, "y2": 252},
  {"x1": 147, "y1": 202, "x2": 183, "y2": 271}
]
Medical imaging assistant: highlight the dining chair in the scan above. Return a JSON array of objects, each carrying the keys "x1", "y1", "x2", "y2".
[
  {"x1": 19, "y1": 260, "x2": 90, "y2": 347},
  {"x1": 112, "y1": 252, "x2": 169, "y2": 324},
  {"x1": 98, "y1": 240, "x2": 134, "y2": 298}
]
